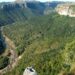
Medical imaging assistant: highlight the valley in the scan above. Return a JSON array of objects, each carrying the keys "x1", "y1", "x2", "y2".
[
  {"x1": 0, "y1": 1, "x2": 75, "y2": 75},
  {"x1": 2, "y1": 14, "x2": 75, "y2": 75},
  {"x1": 0, "y1": 30, "x2": 22, "y2": 75}
]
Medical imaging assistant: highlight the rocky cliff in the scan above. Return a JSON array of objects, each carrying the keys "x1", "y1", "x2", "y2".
[{"x1": 56, "y1": 3, "x2": 75, "y2": 17}]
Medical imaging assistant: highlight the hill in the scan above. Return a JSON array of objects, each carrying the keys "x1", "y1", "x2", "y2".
[
  {"x1": 0, "y1": 1, "x2": 75, "y2": 75},
  {"x1": 3, "y1": 13, "x2": 75, "y2": 75},
  {"x1": 0, "y1": 1, "x2": 63, "y2": 26}
]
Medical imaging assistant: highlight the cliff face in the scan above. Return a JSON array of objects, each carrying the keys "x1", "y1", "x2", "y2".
[{"x1": 56, "y1": 4, "x2": 75, "y2": 17}]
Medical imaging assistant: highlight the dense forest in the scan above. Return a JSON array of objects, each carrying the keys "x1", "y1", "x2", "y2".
[
  {"x1": 0, "y1": 1, "x2": 75, "y2": 75},
  {"x1": 0, "y1": 29, "x2": 9, "y2": 70},
  {"x1": 2, "y1": 13, "x2": 75, "y2": 75},
  {"x1": 0, "y1": 1, "x2": 62, "y2": 27}
]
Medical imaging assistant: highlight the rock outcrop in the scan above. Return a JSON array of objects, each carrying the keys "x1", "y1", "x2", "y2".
[
  {"x1": 56, "y1": 4, "x2": 75, "y2": 17},
  {"x1": 23, "y1": 67, "x2": 37, "y2": 75}
]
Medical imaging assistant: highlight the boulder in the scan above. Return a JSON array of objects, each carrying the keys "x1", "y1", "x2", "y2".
[{"x1": 23, "y1": 67, "x2": 37, "y2": 75}]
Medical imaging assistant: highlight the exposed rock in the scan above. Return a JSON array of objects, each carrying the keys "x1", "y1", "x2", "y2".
[
  {"x1": 23, "y1": 67, "x2": 37, "y2": 75},
  {"x1": 56, "y1": 4, "x2": 75, "y2": 17}
]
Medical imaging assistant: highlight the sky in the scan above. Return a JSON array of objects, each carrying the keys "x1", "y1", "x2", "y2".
[{"x1": 0, "y1": 0, "x2": 75, "y2": 2}]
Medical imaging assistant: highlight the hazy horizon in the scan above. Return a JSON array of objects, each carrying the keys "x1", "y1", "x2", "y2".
[{"x1": 0, "y1": 0, "x2": 75, "y2": 3}]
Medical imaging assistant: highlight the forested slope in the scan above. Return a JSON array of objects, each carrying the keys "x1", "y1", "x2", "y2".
[
  {"x1": 3, "y1": 14, "x2": 75, "y2": 75},
  {"x1": 0, "y1": 1, "x2": 61, "y2": 26},
  {"x1": 0, "y1": 4, "x2": 34, "y2": 26},
  {"x1": 0, "y1": 2, "x2": 61, "y2": 73}
]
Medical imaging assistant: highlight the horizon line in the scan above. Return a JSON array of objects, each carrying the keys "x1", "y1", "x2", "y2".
[{"x1": 0, "y1": 0, "x2": 75, "y2": 3}]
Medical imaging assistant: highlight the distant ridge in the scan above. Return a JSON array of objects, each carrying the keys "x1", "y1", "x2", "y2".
[{"x1": 0, "y1": 1, "x2": 66, "y2": 26}]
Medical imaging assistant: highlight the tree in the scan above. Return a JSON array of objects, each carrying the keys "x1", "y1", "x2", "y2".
[{"x1": 0, "y1": 56, "x2": 9, "y2": 69}]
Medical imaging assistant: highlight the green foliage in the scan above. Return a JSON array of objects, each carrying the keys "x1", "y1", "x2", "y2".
[
  {"x1": 0, "y1": 32, "x2": 6, "y2": 54},
  {"x1": 2, "y1": 13, "x2": 75, "y2": 75},
  {"x1": 0, "y1": 56, "x2": 9, "y2": 69},
  {"x1": 70, "y1": 5, "x2": 75, "y2": 12}
]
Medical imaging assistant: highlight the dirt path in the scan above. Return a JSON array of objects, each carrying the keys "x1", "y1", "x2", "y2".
[{"x1": 0, "y1": 30, "x2": 22, "y2": 75}]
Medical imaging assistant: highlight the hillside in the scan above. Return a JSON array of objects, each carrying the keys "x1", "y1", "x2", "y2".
[
  {"x1": 0, "y1": 1, "x2": 61, "y2": 26},
  {"x1": 0, "y1": 1, "x2": 62, "y2": 74},
  {"x1": 0, "y1": 1, "x2": 75, "y2": 75},
  {"x1": 2, "y1": 13, "x2": 75, "y2": 75},
  {"x1": 0, "y1": 3, "x2": 33, "y2": 26}
]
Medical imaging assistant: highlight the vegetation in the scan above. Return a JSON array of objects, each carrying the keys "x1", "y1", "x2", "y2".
[
  {"x1": 0, "y1": 2, "x2": 56, "y2": 73},
  {"x1": 0, "y1": 32, "x2": 6, "y2": 54},
  {"x1": 0, "y1": 1, "x2": 58, "y2": 26},
  {"x1": 0, "y1": 1, "x2": 75, "y2": 75},
  {"x1": 0, "y1": 40, "x2": 5, "y2": 54},
  {"x1": 0, "y1": 56, "x2": 9, "y2": 69},
  {"x1": 2, "y1": 13, "x2": 75, "y2": 75},
  {"x1": 70, "y1": 5, "x2": 75, "y2": 12}
]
